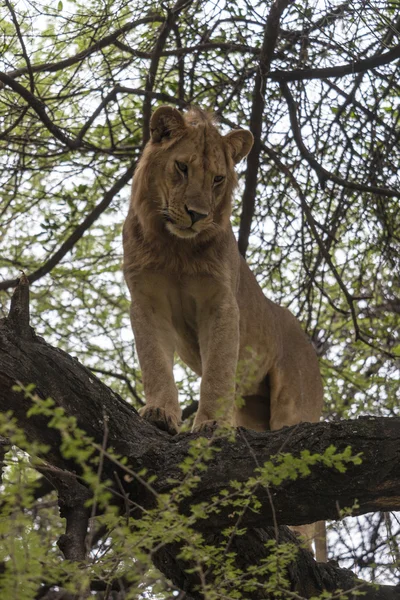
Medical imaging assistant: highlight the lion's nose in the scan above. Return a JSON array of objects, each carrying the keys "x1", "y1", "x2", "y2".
[{"x1": 185, "y1": 206, "x2": 208, "y2": 224}]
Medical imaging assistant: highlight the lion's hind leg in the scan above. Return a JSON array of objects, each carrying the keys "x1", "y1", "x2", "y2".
[
  {"x1": 268, "y1": 371, "x2": 327, "y2": 562},
  {"x1": 314, "y1": 520, "x2": 327, "y2": 562},
  {"x1": 291, "y1": 523, "x2": 327, "y2": 561},
  {"x1": 234, "y1": 394, "x2": 270, "y2": 432}
]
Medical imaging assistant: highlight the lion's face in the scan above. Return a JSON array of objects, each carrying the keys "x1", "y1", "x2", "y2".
[
  {"x1": 143, "y1": 107, "x2": 253, "y2": 240},
  {"x1": 160, "y1": 126, "x2": 231, "y2": 239}
]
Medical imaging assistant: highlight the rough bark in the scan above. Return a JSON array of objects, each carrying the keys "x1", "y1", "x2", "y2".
[
  {"x1": 154, "y1": 529, "x2": 398, "y2": 600},
  {"x1": 0, "y1": 279, "x2": 399, "y2": 598}
]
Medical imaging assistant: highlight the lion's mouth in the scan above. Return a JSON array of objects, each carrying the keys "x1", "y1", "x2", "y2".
[
  {"x1": 162, "y1": 211, "x2": 197, "y2": 237},
  {"x1": 165, "y1": 221, "x2": 199, "y2": 239},
  {"x1": 162, "y1": 209, "x2": 205, "y2": 239}
]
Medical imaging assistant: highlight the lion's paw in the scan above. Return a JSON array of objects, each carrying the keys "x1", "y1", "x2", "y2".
[
  {"x1": 191, "y1": 419, "x2": 219, "y2": 433},
  {"x1": 139, "y1": 406, "x2": 180, "y2": 435}
]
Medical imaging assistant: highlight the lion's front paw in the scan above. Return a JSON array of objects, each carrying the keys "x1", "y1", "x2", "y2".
[
  {"x1": 191, "y1": 419, "x2": 219, "y2": 433},
  {"x1": 139, "y1": 406, "x2": 180, "y2": 435}
]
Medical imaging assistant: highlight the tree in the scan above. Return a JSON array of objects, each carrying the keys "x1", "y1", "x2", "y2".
[{"x1": 0, "y1": 0, "x2": 399, "y2": 598}]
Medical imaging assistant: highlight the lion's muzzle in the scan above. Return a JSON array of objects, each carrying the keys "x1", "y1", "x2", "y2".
[{"x1": 185, "y1": 205, "x2": 208, "y2": 224}]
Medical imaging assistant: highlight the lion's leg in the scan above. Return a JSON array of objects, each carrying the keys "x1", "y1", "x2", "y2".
[
  {"x1": 268, "y1": 369, "x2": 326, "y2": 559},
  {"x1": 193, "y1": 297, "x2": 239, "y2": 432},
  {"x1": 288, "y1": 522, "x2": 327, "y2": 561},
  {"x1": 268, "y1": 364, "x2": 322, "y2": 429},
  {"x1": 269, "y1": 407, "x2": 318, "y2": 555},
  {"x1": 314, "y1": 520, "x2": 327, "y2": 562},
  {"x1": 290, "y1": 524, "x2": 315, "y2": 553},
  {"x1": 235, "y1": 394, "x2": 270, "y2": 432},
  {"x1": 129, "y1": 297, "x2": 181, "y2": 436},
  {"x1": 235, "y1": 391, "x2": 321, "y2": 554}
]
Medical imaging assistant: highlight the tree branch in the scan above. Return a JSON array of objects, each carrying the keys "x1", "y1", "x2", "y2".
[
  {"x1": 154, "y1": 528, "x2": 399, "y2": 600},
  {"x1": 1, "y1": 280, "x2": 399, "y2": 598},
  {"x1": 38, "y1": 465, "x2": 91, "y2": 561},
  {"x1": 270, "y1": 41, "x2": 400, "y2": 81},
  {"x1": 1, "y1": 282, "x2": 400, "y2": 524},
  {"x1": 114, "y1": 40, "x2": 258, "y2": 58},
  {"x1": 142, "y1": 0, "x2": 194, "y2": 146},
  {"x1": 2, "y1": 15, "x2": 165, "y2": 84},
  {"x1": 238, "y1": 0, "x2": 291, "y2": 257},
  {"x1": 280, "y1": 80, "x2": 400, "y2": 197},
  {"x1": 260, "y1": 143, "x2": 370, "y2": 347},
  {"x1": 0, "y1": 163, "x2": 135, "y2": 291},
  {"x1": 5, "y1": 0, "x2": 35, "y2": 94},
  {"x1": 0, "y1": 71, "x2": 80, "y2": 149}
]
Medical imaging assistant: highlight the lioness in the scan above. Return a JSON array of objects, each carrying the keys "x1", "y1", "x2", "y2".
[
  {"x1": 123, "y1": 106, "x2": 323, "y2": 436},
  {"x1": 123, "y1": 106, "x2": 326, "y2": 559}
]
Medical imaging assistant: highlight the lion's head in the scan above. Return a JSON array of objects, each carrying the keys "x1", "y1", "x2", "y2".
[{"x1": 132, "y1": 106, "x2": 253, "y2": 240}]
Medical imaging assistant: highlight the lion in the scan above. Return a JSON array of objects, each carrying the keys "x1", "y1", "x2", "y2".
[{"x1": 123, "y1": 106, "x2": 325, "y2": 559}]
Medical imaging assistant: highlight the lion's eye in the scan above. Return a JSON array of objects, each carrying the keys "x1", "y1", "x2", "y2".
[
  {"x1": 214, "y1": 175, "x2": 224, "y2": 184},
  {"x1": 176, "y1": 161, "x2": 188, "y2": 173}
]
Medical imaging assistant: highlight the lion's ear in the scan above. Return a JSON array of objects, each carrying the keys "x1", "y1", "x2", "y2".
[
  {"x1": 150, "y1": 106, "x2": 186, "y2": 143},
  {"x1": 224, "y1": 129, "x2": 254, "y2": 164}
]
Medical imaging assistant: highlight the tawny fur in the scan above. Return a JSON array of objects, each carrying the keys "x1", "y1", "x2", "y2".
[{"x1": 123, "y1": 106, "x2": 325, "y2": 556}]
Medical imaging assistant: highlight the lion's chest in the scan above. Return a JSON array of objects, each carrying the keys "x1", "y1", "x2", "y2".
[
  {"x1": 131, "y1": 270, "x2": 234, "y2": 377},
  {"x1": 169, "y1": 286, "x2": 203, "y2": 375},
  {"x1": 167, "y1": 274, "x2": 236, "y2": 376}
]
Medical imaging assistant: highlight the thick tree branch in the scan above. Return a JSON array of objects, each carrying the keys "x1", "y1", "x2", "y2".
[
  {"x1": 8, "y1": 273, "x2": 31, "y2": 339},
  {"x1": 90, "y1": 366, "x2": 144, "y2": 405},
  {"x1": 38, "y1": 465, "x2": 91, "y2": 561},
  {"x1": 0, "y1": 284, "x2": 400, "y2": 526},
  {"x1": 154, "y1": 528, "x2": 398, "y2": 600},
  {"x1": 0, "y1": 280, "x2": 399, "y2": 598},
  {"x1": 0, "y1": 435, "x2": 9, "y2": 485},
  {"x1": 1, "y1": 283, "x2": 400, "y2": 524}
]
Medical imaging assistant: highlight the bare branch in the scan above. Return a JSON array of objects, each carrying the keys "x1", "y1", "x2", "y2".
[
  {"x1": 4, "y1": 0, "x2": 35, "y2": 94},
  {"x1": 238, "y1": 0, "x2": 291, "y2": 257},
  {"x1": 270, "y1": 41, "x2": 400, "y2": 82},
  {"x1": 0, "y1": 163, "x2": 136, "y2": 291},
  {"x1": 2, "y1": 14, "x2": 165, "y2": 84},
  {"x1": 142, "y1": 0, "x2": 194, "y2": 146},
  {"x1": 280, "y1": 81, "x2": 400, "y2": 198},
  {"x1": 0, "y1": 71, "x2": 80, "y2": 149}
]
